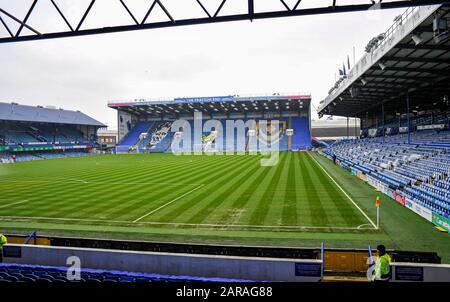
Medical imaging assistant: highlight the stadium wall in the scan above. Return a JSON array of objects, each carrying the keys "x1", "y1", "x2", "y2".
[
  {"x1": 4, "y1": 244, "x2": 323, "y2": 282},
  {"x1": 4, "y1": 243, "x2": 450, "y2": 281},
  {"x1": 5, "y1": 234, "x2": 442, "y2": 273},
  {"x1": 391, "y1": 262, "x2": 450, "y2": 282}
]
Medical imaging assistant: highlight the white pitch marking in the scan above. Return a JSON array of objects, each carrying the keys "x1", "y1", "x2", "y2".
[
  {"x1": 0, "y1": 215, "x2": 128, "y2": 223},
  {"x1": 0, "y1": 200, "x2": 28, "y2": 209},
  {"x1": 308, "y1": 152, "x2": 378, "y2": 229},
  {"x1": 0, "y1": 215, "x2": 374, "y2": 230},
  {"x1": 0, "y1": 180, "x2": 203, "y2": 186},
  {"x1": 66, "y1": 178, "x2": 88, "y2": 184},
  {"x1": 357, "y1": 224, "x2": 373, "y2": 229},
  {"x1": 132, "y1": 221, "x2": 374, "y2": 230},
  {"x1": 133, "y1": 184, "x2": 206, "y2": 223}
]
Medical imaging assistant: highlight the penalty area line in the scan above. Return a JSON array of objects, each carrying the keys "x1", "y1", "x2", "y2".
[
  {"x1": 132, "y1": 184, "x2": 205, "y2": 223},
  {"x1": 308, "y1": 152, "x2": 377, "y2": 229}
]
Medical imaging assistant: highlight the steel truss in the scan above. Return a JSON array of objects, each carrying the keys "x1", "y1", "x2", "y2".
[{"x1": 0, "y1": 0, "x2": 448, "y2": 43}]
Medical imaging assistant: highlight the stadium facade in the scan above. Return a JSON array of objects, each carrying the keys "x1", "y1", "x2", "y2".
[
  {"x1": 0, "y1": 102, "x2": 105, "y2": 162},
  {"x1": 318, "y1": 4, "x2": 450, "y2": 232},
  {"x1": 108, "y1": 93, "x2": 312, "y2": 153}
]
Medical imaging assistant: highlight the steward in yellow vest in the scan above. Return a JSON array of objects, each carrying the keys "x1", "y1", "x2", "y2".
[
  {"x1": 0, "y1": 234, "x2": 7, "y2": 263},
  {"x1": 375, "y1": 245, "x2": 392, "y2": 281}
]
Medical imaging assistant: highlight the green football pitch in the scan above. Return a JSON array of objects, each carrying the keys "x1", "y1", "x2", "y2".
[{"x1": 1, "y1": 152, "x2": 449, "y2": 262}]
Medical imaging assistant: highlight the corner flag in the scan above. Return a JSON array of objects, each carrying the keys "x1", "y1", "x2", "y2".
[{"x1": 375, "y1": 196, "x2": 380, "y2": 207}]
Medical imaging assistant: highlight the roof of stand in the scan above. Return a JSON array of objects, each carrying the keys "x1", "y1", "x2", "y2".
[
  {"x1": 318, "y1": 4, "x2": 450, "y2": 118},
  {"x1": 0, "y1": 102, "x2": 105, "y2": 127},
  {"x1": 108, "y1": 93, "x2": 311, "y2": 117}
]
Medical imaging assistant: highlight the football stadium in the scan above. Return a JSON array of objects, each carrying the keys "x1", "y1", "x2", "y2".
[{"x1": 1, "y1": 0, "x2": 450, "y2": 287}]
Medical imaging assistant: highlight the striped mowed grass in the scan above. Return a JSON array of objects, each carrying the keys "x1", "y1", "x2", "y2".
[{"x1": 0, "y1": 152, "x2": 373, "y2": 231}]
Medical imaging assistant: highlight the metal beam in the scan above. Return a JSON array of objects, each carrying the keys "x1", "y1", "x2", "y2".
[
  {"x1": 51, "y1": 0, "x2": 74, "y2": 31},
  {"x1": 141, "y1": 1, "x2": 158, "y2": 25},
  {"x1": 0, "y1": 8, "x2": 41, "y2": 36},
  {"x1": 196, "y1": 0, "x2": 212, "y2": 18},
  {"x1": 367, "y1": 66, "x2": 450, "y2": 75},
  {"x1": 395, "y1": 43, "x2": 450, "y2": 51},
  {"x1": 213, "y1": 0, "x2": 228, "y2": 18},
  {"x1": 382, "y1": 56, "x2": 450, "y2": 64},
  {"x1": 119, "y1": 0, "x2": 139, "y2": 25},
  {"x1": 15, "y1": 0, "x2": 38, "y2": 37},
  {"x1": 75, "y1": 0, "x2": 96, "y2": 31},
  {"x1": 0, "y1": 15, "x2": 13, "y2": 37},
  {"x1": 364, "y1": 74, "x2": 437, "y2": 83},
  {"x1": 357, "y1": 82, "x2": 410, "y2": 89},
  {"x1": 0, "y1": 0, "x2": 447, "y2": 43},
  {"x1": 248, "y1": 0, "x2": 254, "y2": 21}
]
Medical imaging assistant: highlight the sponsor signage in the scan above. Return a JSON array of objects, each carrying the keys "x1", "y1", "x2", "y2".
[
  {"x1": 357, "y1": 171, "x2": 367, "y2": 182},
  {"x1": 229, "y1": 113, "x2": 245, "y2": 119},
  {"x1": 246, "y1": 112, "x2": 261, "y2": 118},
  {"x1": 366, "y1": 175, "x2": 387, "y2": 193},
  {"x1": 393, "y1": 191, "x2": 406, "y2": 206},
  {"x1": 294, "y1": 263, "x2": 322, "y2": 277},
  {"x1": 417, "y1": 124, "x2": 445, "y2": 130},
  {"x1": 405, "y1": 198, "x2": 433, "y2": 222},
  {"x1": 211, "y1": 113, "x2": 227, "y2": 119},
  {"x1": 26, "y1": 142, "x2": 48, "y2": 145},
  {"x1": 109, "y1": 95, "x2": 310, "y2": 107},
  {"x1": 395, "y1": 266, "x2": 424, "y2": 281},
  {"x1": 2, "y1": 246, "x2": 22, "y2": 258},
  {"x1": 9, "y1": 145, "x2": 91, "y2": 152},
  {"x1": 11, "y1": 146, "x2": 53, "y2": 152},
  {"x1": 405, "y1": 198, "x2": 414, "y2": 210},
  {"x1": 175, "y1": 96, "x2": 234, "y2": 103},
  {"x1": 386, "y1": 188, "x2": 394, "y2": 199},
  {"x1": 432, "y1": 213, "x2": 450, "y2": 232}
]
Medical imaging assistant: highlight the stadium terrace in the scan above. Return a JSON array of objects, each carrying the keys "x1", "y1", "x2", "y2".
[
  {"x1": 0, "y1": 102, "x2": 104, "y2": 161},
  {"x1": 108, "y1": 93, "x2": 313, "y2": 153}
]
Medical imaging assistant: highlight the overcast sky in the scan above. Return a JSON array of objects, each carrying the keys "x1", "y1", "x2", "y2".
[{"x1": 0, "y1": 0, "x2": 405, "y2": 129}]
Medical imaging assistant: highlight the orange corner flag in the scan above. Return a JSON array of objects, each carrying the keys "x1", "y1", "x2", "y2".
[{"x1": 376, "y1": 196, "x2": 380, "y2": 207}]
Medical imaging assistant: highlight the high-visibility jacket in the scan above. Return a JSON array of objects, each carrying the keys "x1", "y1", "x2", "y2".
[
  {"x1": 0, "y1": 235, "x2": 7, "y2": 250},
  {"x1": 376, "y1": 254, "x2": 391, "y2": 279}
]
